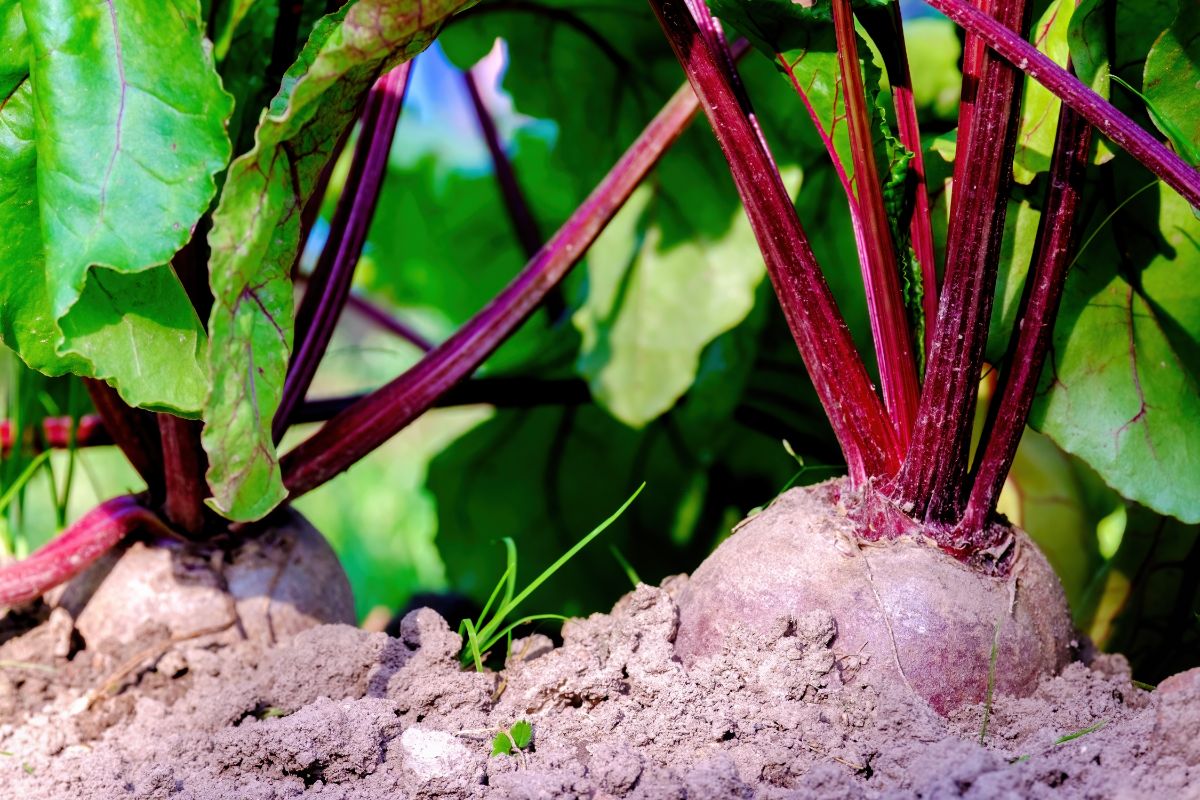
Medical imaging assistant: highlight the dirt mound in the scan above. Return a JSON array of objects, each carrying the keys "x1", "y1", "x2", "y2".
[{"x1": 0, "y1": 576, "x2": 1195, "y2": 798}]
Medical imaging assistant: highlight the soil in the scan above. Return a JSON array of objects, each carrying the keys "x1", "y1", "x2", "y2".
[{"x1": 0, "y1": 494, "x2": 1196, "y2": 798}]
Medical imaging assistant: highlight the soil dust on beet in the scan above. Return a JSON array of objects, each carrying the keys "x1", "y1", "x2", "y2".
[{"x1": 0, "y1": 575, "x2": 1196, "y2": 797}]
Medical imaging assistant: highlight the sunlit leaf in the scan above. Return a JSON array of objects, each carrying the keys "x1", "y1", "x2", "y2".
[{"x1": 204, "y1": 0, "x2": 475, "y2": 521}]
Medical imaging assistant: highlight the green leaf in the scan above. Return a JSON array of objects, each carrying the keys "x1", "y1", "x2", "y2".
[
  {"x1": 571, "y1": 152, "x2": 787, "y2": 428},
  {"x1": 1067, "y1": 0, "x2": 1177, "y2": 164},
  {"x1": 901, "y1": 17, "x2": 962, "y2": 121},
  {"x1": 986, "y1": 197, "x2": 1043, "y2": 361},
  {"x1": 203, "y1": 0, "x2": 475, "y2": 521},
  {"x1": 0, "y1": 0, "x2": 228, "y2": 415},
  {"x1": 1012, "y1": 0, "x2": 1075, "y2": 184},
  {"x1": 440, "y1": 0, "x2": 683, "y2": 209},
  {"x1": 1031, "y1": 184, "x2": 1200, "y2": 523},
  {"x1": 1142, "y1": 1, "x2": 1200, "y2": 165},
  {"x1": 508, "y1": 720, "x2": 532, "y2": 749},
  {"x1": 211, "y1": 0, "x2": 279, "y2": 157},
  {"x1": 490, "y1": 731, "x2": 512, "y2": 757}
]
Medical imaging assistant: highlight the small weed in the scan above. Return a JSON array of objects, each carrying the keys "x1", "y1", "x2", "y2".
[
  {"x1": 979, "y1": 617, "x2": 1003, "y2": 744},
  {"x1": 1011, "y1": 720, "x2": 1107, "y2": 763},
  {"x1": 491, "y1": 720, "x2": 533, "y2": 757},
  {"x1": 1053, "y1": 721, "x2": 1106, "y2": 745},
  {"x1": 459, "y1": 485, "x2": 644, "y2": 670},
  {"x1": 609, "y1": 545, "x2": 641, "y2": 588}
]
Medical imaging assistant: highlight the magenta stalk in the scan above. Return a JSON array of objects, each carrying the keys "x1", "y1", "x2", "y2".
[
  {"x1": 0, "y1": 496, "x2": 171, "y2": 607},
  {"x1": 646, "y1": 0, "x2": 901, "y2": 483},
  {"x1": 961, "y1": 99, "x2": 1093, "y2": 533},
  {"x1": 279, "y1": 78, "x2": 707, "y2": 498},
  {"x1": 924, "y1": 0, "x2": 1200, "y2": 208},
  {"x1": 274, "y1": 63, "x2": 413, "y2": 442},
  {"x1": 832, "y1": 0, "x2": 920, "y2": 451},
  {"x1": 888, "y1": 0, "x2": 1031, "y2": 526}
]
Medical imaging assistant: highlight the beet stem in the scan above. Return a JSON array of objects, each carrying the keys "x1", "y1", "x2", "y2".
[
  {"x1": 832, "y1": 0, "x2": 920, "y2": 451},
  {"x1": 0, "y1": 414, "x2": 112, "y2": 456},
  {"x1": 887, "y1": 0, "x2": 1031, "y2": 524},
  {"x1": 461, "y1": 66, "x2": 565, "y2": 320},
  {"x1": 0, "y1": 496, "x2": 170, "y2": 607},
  {"x1": 923, "y1": 0, "x2": 1200, "y2": 208},
  {"x1": 647, "y1": 0, "x2": 900, "y2": 484},
  {"x1": 274, "y1": 63, "x2": 413, "y2": 443},
  {"x1": 1, "y1": 378, "x2": 587, "y2": 456},
  {"x1": 962, "y1": 91, "x2": 1092, "y2": 533},
  {"x1": 278, "y1": 76, "x2": 707, "y2": 498},
  {"x1": 857, "y1": 1, "x2": 940, "y2": 356},
  {"x1": 157, "y1": 415, "x2": 208, "y2": 535}
]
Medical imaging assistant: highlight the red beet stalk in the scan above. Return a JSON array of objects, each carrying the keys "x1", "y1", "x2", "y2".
[
  {"x1": 923, "y1": 0, "x2": 1200, "y2": 208},
  {"x1": 888, "y1": 0, "x2": 1031, "y2": 527},
  {"x1": 646, "y1": 0, "x2": 900, "y2": 483},
  {"x1": 0, "y1": 496, "x2": 170, "y2": 606},
  {"x1": 962, "y1": 95, "x2": 1092, "y2": 533},
  {"x1": 280, "y1": 77, "x2": 709, "y2": 497},
  {"x1": 274, "y1": 63, "x2": 413, "y2": 441},
  {"x1": 832, "y1": 0, "x2": 920, "y2": 451}
]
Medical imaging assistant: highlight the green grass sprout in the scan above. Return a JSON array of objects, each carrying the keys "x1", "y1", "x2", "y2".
[
  {"x1": 979, "y1": 617, "x2": 1003, "y2": 744},
  {"x1": 1053, "y1": 720, "x2": 1106, "y2": 745},
  {"x1": 610, "y1": 545, "x2": 641, "y2": 588},
  {"x1": 459, "y1": 484, "x2": 645, "y2": 670}
]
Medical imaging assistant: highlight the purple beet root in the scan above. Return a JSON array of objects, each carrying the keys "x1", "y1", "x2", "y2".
[{"x1": 675, "y1": 479, "x2": 1074, "y2": 714}]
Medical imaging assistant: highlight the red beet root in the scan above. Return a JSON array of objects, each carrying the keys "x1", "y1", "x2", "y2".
[{"x1": 675, "y1": 480, "x2": 1074, "y2": 714}]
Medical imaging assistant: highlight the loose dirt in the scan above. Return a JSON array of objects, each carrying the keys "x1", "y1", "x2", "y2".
[
  {"x1": 0, "y1": 496, "x2": 1196, "y2": 797},
  {"x1": 0, "y1": 584, "x2": 1195, "y2": 797}
]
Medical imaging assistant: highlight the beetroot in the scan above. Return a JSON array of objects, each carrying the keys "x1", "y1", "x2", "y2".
[
  {"x1": 675, "y1": 480, "x2": 1074, "y2": 713},
  {"x1": 57, "y1": 509, "x2": 353, "y2": 649}
]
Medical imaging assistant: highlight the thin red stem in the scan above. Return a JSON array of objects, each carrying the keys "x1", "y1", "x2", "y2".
[
  {"x1": 1, "y1": 377, "x2": 588, "y2": 457},
  {"x1": 832, "y1": 0, "x2": 920, "y2": 451},
  {"x1": 294, "y1": 378, "x2": 590, "y2": 423},
  {"x1": 1, "y1": 415, "x2": 111, "y2": 456},
  {"x1": 462, "y1": 65, "x2": 565, "y2": 321},
  {"x1": 275, "y1": 63, "x2": 413, "y2": 442},
  {"x1": 859, "y1": 1, "x2": 940, "y2": 355},
  {"x1": 0, "y1": 495, "x2": 171, "y2": 606},
  {"x1": 345, "y1": 293, "x2": 435, "y2": 351},
  {"x1": 962, "y1": 96, "x2": 1092, "y2": 533},
  {"x1": 82, "y1": 380, "x2": 163, "y2": 498},
  {"x1": 888, "y1": 0, "x2": 1031, "y2": 524},
  {"x1": 279, "y1": 77, "x2": 708, "y2": 498},
  {"x1": 923, "y1": 0, "x2": 1200, "y2": 208},
  {"x1": 647, "y1": 0, "x2": 900, "y2": 483},
  {"x1": 157, "y1": 416, "x2": 208, "y2": 535},
  {"x1": 462, "y1": 68, "x2": 544, "y2": 260}
]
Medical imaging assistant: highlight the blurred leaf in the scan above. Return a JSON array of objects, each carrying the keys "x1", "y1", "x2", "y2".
[
  {"x1": 985, "y1": 197, "x2": 1043, "y2": 360},
  {"x1": 0, "y1": 0, "x2": 227, "y2": 414},
  {"x1": 292, "y1": 407, "x2": 489, "y2": 619},
  {"x1": 902, "y1": 17, "x2": 962, "y2": 121},
  {"x1": 440, "y1": 0, "x2": 681, "y2": 205},
  {"x1": 572, "y1": 156, "x2": 790, "y2": 427},
  {"x1": 1085, "y1": 505, "x2": 1199, "y2": 682},
  {"x1": 1031, "y1": 183, "x2": 1200, "y2": 523},
  {"x1": 211, "y1": 0, "x2": 279, "y2": 156},
  {"x1": 1012, "y1": 0, "x2": 1075, "y2": 184},
  {"x1": 1142, "y1": 1, "x2": 1200, "y2": 164},
  {"x1": 1067, "y1": 0, "x2": 1177, "y2": 164},
  {"x1": 996, "y1": 429, "x2": 1102, "y2": 610},
  {"x1": 204, "y1": 0, "x2": 472, "y2": 521}
]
